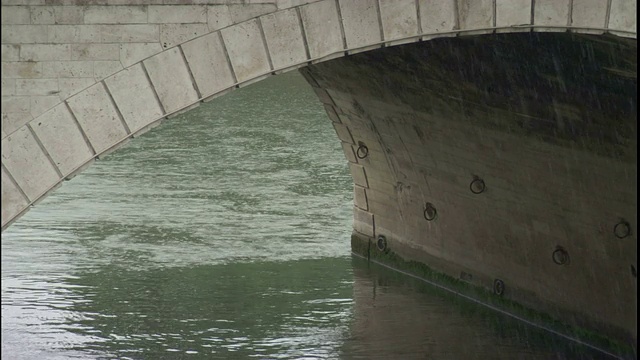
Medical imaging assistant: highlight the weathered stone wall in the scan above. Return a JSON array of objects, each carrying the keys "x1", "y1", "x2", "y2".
[
  {"x1": 1, "y1": 0, "x2": 321, "y2": 134},
  {"x1": 301, "y1": 32, "x2": 636, "y2": 348}
]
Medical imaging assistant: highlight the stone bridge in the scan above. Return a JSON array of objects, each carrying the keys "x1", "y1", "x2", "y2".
[{"x1": 1, "y1": 0, "x2": 637, "y2": 354}]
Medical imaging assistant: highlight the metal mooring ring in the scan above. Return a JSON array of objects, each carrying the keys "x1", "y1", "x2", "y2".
[
  {"x1": 552, "y1": 246, "x2": 570, "y2": 265},
  {"x1": 469, "y1": 177, "x2": 486, "y2": 194},
  {"x1": 356, "y1": 144, "x2": 369, "y2": 159},
  {"x1": 424, "y1": 203, "x2": 437, "y2": 221},
  {"x1": 614, "y1": 220, "x2": 631, "y2": 239},
  {"x1": 376, "y1": 235, "x2": 387, "y2": 252},
  {"x1": 493, "y1": 279, "x2": 505, "y2": 296}
]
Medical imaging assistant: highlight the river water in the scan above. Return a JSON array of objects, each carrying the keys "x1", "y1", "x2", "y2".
[{"x1": 1, "y1": 72, "x2": 619, "y2": 359}]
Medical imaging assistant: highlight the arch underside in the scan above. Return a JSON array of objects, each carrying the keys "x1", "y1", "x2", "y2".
[
  {"x1": 2, "y1": 0, "x2": 636, "y2": 230},
  {"x1": 1, "y1": 0, "x2": 637, "y2": 352}
]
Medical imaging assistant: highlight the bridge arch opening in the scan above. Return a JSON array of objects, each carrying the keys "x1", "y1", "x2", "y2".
[{"x1": 2, "y1": 0, "x2": 635, "y2": 229}]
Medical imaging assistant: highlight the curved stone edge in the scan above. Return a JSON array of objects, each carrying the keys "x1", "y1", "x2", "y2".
[
  {"x1": 2, "y1": 0, "x2": 636, "y2": 231},
  {"x1": 0, "y1": 1, "x2": 313, "y2": 129}
]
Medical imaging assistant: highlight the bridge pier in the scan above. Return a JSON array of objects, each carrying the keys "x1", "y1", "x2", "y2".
[{"x1": 301, "y1": 32, "x2": 637, "y2": 351}]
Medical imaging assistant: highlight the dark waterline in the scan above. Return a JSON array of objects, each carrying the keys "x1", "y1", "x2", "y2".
[{"x1": 1, "y1": 72, "x2": 619, "y2": 359}]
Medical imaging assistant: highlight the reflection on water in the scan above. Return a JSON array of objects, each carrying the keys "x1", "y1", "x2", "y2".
[
  {"x1": 0, "y1": 72, "x2": 624, "y2": 359},
  {"x1": 346, "y1": 257, "x2": 619, "y2": 359}
]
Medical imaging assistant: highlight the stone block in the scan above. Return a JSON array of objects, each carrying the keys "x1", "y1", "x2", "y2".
[
  {"x1": 457, "y1": 0, "x2": 494, "y2": 30},
  {"x1": 30, "y1": 6, "x2": 55, "y2": 24},
  {"x1": 221, "y1": 19, "x2": 271, "y2": 82},
  {"x1": 30, "y1": 95, "x2": 60, "y2": 117},
  {"x1": 571, "y1": 0, "x2": 608, "y2": 29},
  {"x1": 496, "y1": 0, "x2": 531, "y2": 29},
  {"x1": 332, "y1": 122, "x2": 354, "y2": 144},
  {"x1": 0, "y1": 126, "x2": 60, "y2": 200},
  {"x1": 260, "y1": 8, "x2": 307, "y2": 70},
  {"x1": 70, "y1": 44, "x2": 119, "y2": 60},
  {"x1": 379, "y1": 0, "x2": 418, "y2": 42},
  {"x1": 207, "y1": 5, "x2": 232, "y2": 31},
  {"x1": 41, "y1": 61, "x2": 93, "y2": 78},
  {"x1": 228, "y1": 3, "x2": 276, "y2": 23},
  {"x1": 143, "y1": 48, "x2": 199, "y2": 114},
  {"x1": 349, "y1": 163, "x2": 369, "y2": 188},
  {"x1": 47, "y1": 25, "x2": 87, "y2": 43},
  {"x1": 59, "y1": 24, "x2": 158, "y2": 43},
  {"x1": 353, "y1": 206, "x2": 374, "y2": 237},
  {"x1": 84, "y1": 6, "x2": 147, "y2": 24},
  {"x1": 120, "y1": 42, "x2": 163, "y2": 67},
  {"x1": 93, "y1": 60, "x2": 123, "y2": 80},
  {"x1": 1, "y1": 62, "x2": 42, "y2": 79},
  {"x1": 160, "y1": 23, "x2": 209, "y2": 48},
  {"x1": 419, "y1": 0, "x2": 456, "y2": 34},
  {"x1": 338, "y1": 0, "x2": 381, "y2": 49},
  {"x1": 148, "y1": 5, "x2": 207, "y2": 23},
  {"x1": 323, "y1": 104, "x2": 342, "y2": 123},
  {"x1": 1, "y1": 111, "x2": 33, "y2": 134},
  {"x1": 104, "y1": 63, "x2": 164, "y2": 132},
  {"x1": 67, "y1": 82, "x2": 128, "y2": 154},
  {"x1": 1, "y1": 45, "x2": 20, "y2": 61},
  {"x1": 1, "y1": 79, "x2": 15, "y2": 96},
  {"x1": 300, "y1": 0, "x2": 343, "y2": 59},
  {"x1": 58, "y1": 77, "x2": 96, "y2": 100},
  {"x1": 182, "y1": 32, "x2": 235, "y2": 97},
  {"x1": 20, "y1": 44, "x2": 70, "y2": 61},
  {"x1": 362, "y1": 162, "x2": 396, "y2": 188},
  {"x1": 1, "y1": 6, "x2": 31, "y2": 24},
  {"x1": 1, "y1": 25, "x2": 48, "y2": 44},
  {"x1": 16, "y1": 78, "x2": 59, "y2": 96},
  {"x1": 354, "y1": 185, "x2": 368, "y2": 210},
  {"x1": 608, "y1": 0, "x2": 636, "y2": 34},
  {"x1": 116, "y1": 25, "x2": 160, "y2": 42},
  {"x1": 366, "y1": 187, "x2": 399, "y2": 209},
  {"x1": 30, "y1": 103, "x2": 94, "y2": 175},
  {"x1": 53, "y1": 6, "x2": 84, "y2": 25},
  {"x1": 1, "y1": 167, "x2": 29, "y2": 228},
  {"x1": 533, "y1": 0, "x2": 570, "y2": 28},
  {"x1": 2, "y1": 96, "x2": 30, "y2": 113},
  {"x1": 341, "y1": 142, "x2": 356, "y2": 163}
]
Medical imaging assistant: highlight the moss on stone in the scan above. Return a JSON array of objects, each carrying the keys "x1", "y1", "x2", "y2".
[{"x1": 351, "y1": 234, "x2": 636, "y2": 357}]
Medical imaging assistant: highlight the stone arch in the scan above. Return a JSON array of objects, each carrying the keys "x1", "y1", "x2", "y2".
[{"x1": 1, "y1": 0, "x2": 636, "y2": 230}]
